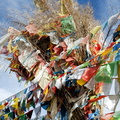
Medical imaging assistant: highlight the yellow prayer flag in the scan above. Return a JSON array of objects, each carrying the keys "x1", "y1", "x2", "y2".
[
  {"x1": 101, "y1": 48, "x2": 112, "y2": 57},
  {"x1": 13, "y1": 98, "x2": 19, "y2": 102},
  {"x1": 0, "y1": 104, "x2": 5, "y2": 110},
  {"x1": 14, "y1": 117, "x2": 19, "y2": 120},
  {"x1": 90, "y1": 26, "x2": 101, "y2": 37},
  {"x1": 7, "y1": 39, "x2": 18, "y2": 53},
  {"x1": 7, "y1": 39, "x2": 12, "y2": 53},
  {"x1": 77, "y1": 79, "x2": 86, "y2": 86},
  {"x1": 65, "y1": 62, "x2": 69, "y2": 67},
  {"x1": 97, "y1": 49, "x2": 105, "y2": 55},
  {"x1": 26, "y1": 102, "x2": 30, "y2": 109},
  {"x1": 17, "y1": 109, "x2": 24, "y2": 116},
  {"x1": 4, "y1": 114, "x2": 8, "y2": 119},
  {"x1": 60, "y1": 0, "x2": 69, "y2": 16},
  {"x1": 90, "y1": 95, "x2": 96, "y2": 99},
  {"x1": 12, "y1": 46, "x2": 18, "y2": 52},
  {"x1": 50, "y1": 56, "x2": 58, "y2": 61},
  {"x1": 12, "y1": 98, "x2": 19, "y2": 109},
  {"x1": 44, "y1": 87, "x2": 49, "y2": 95},
  {"x1": 93, "y1": 102, "x2": 97, "y2": 106},
  {"x1": 12, "y1": 103, "x2": 19, "y2": 109},
  {"x1": 47, "y1": 106, "x2": 51, "y2": 111}
]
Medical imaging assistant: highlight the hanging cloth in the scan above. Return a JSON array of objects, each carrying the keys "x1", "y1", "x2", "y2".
[{"x1": 60, "y1": 0, "x2": 69, "y2": 16}]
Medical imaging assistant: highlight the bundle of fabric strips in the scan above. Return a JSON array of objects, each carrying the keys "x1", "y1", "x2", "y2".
[{"x1": 0, "y1": 1, "x2": 120, "y2": 119}]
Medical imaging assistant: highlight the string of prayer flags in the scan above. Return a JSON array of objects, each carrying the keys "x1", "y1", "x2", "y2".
[{"x1": 0, "y1": 83, "x2": 41, "y2": 119}]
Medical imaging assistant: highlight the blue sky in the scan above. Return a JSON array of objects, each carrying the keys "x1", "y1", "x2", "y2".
[
  {"x1": 78, "y1": 0, "x2": 120, "y2": 21},
  {"x1": 0, "y1": 0, "x2": 120, "y2": 114}
]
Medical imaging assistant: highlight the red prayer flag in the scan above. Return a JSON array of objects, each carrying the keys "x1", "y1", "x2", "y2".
[{"x1": 81, "y1": 65, "x2": 100, "y2": 82}]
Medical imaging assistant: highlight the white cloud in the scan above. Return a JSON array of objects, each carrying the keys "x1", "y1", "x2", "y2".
[{"x1": 0, "y1": 88, "x2": 13, "y2": 101}]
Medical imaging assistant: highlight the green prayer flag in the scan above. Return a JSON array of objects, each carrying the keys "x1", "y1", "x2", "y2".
[
  {"x1": 21, "y1": 99, "x2": 26, "y2": 111},
  {"x1": 95, "y1": 66, "x2": 112, "y2": 83},
  {"x1": 30, "y1": 100, "x2": 35, "y2": 108},
  {"x1": 19, "y1": 114, "x2": 27, "y2": 120},
  {"x1": 67, "y1": 49, "x2": 72, "y2": 55},
  {"x1": 113, "y1": 111, "x2": 120, "y2": 120},
  {"x1": 8, "y1": 112, "x2": 15, "y2": 119},
  {"x1": 80, "y1": 61, "x2": 90, "y2": 68},
  {"x1": 61, "y1": 15, "x2": 76, "y2": 35},
  {"x1": 108, "y1": 61, "x2": 118, "y2": 76}
]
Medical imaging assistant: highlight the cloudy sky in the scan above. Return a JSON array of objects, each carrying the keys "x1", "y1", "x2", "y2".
[{"x1": 0, "y1": 0, "x2": 120, "y2": 114}]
